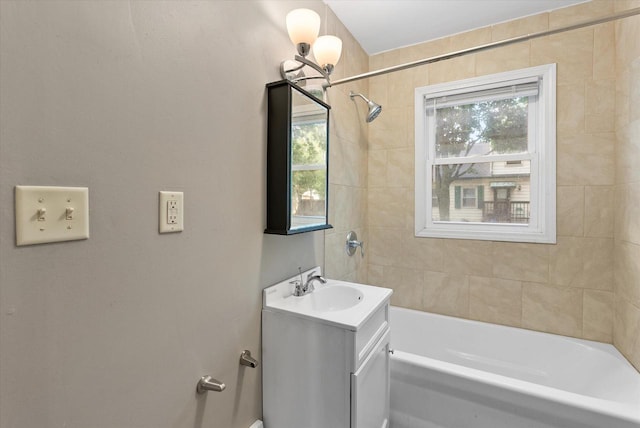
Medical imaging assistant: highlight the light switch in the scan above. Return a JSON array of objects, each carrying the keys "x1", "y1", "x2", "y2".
[
  {"x1": 15, "y1": 186, "x2": 89, "y2": 246},
  {"x1": 159, "y1": 191, "x2": 183, "y2": 233},
  {"x1": 37, "y1": 208, "x2": 47, "y2": 221}
]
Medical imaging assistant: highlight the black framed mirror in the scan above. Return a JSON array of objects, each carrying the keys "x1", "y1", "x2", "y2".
[{"x1": 265, "y1": 80, "x2": 332, "y2": 235}]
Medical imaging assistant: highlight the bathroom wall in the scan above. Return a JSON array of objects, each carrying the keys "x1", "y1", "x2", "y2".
[
  {"x1": 0, "y1": 1, "x2": 366, "y2": 426},
  {"x1": 323, "y1": 9, "x2": 370, "y2": 284},
  {"x1": 366, "y1": 0, "x2": 624, "y2": 343},
  {"x1": 614, "y1": 1, "x2": 640, "y2": 370}
]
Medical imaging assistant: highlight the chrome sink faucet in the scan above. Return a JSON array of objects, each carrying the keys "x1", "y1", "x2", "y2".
[
  {"x1": 291, "y1": 268, "x2": 327, "y2": 296},
  {"x1": 304, "y1": 274, "x2": 326, "y2": 293}
]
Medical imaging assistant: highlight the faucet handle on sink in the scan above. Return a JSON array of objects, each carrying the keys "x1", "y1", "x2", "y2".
[
  {"x1": 289, "y1": 278, "x2": 302, "y2": 290},
  {"x1": 289, "y1": 267, "x2": 303, "y2": 287},
  {"x1": 290, "y1": 267, "x2": 307, "y2": 296}
]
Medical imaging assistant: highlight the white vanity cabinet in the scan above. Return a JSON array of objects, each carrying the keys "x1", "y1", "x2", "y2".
[{"x1": 262, "y1": 269, "x2": 392, "y2": 428}]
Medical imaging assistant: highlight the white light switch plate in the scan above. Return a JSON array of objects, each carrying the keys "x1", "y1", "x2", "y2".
[
  {"x1": 159, "y1": 191, "x2": 183, "y2": 233},
  {"x1": 15, "y1": 185, "x2": 89, "y2": 246}
]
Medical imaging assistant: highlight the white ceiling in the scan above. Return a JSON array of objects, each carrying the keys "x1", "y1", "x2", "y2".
[{"x1": 324, "y1": 0, "x2": 589, "y2": 55}]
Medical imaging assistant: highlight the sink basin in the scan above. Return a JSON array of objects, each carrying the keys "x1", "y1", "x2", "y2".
[
  {"x1": 263, "y1": 267, "x2": 393, "y2": 330},
  {"x1": 308, "y1": 285, "x2": 364, "y2": 312}
]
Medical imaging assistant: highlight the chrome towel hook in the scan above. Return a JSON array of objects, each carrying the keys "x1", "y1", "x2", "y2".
[{"x1": 346, "y1": 231, "x2": 364, "y2": 257}]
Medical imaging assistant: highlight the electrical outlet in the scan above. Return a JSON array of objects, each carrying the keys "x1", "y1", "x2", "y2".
[
  {"x1": 159, "y1": 191, "x2": 183, "y2": 233},
  {"x1": 167, "y1": 200, "x2": 178, "y2": 224}
]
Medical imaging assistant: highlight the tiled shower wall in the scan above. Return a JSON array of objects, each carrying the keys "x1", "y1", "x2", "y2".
[
  {"x1": 614, "y1": 1, "x2": 640, "y2": 370},
  {"x1": 365, "y1": 1, "x2": 630, "y2": 346},
  {"x1": 323, "y1": 8, "x2": 370, "y2": 283}
]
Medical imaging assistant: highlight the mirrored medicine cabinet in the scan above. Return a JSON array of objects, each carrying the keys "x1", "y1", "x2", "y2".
[{"x1": 265, "y1": 80, "x2": 332, "y2": 235}]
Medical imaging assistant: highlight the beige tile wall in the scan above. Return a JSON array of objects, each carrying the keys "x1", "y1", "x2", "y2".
[
  {"x1": 366, "y1": 0, "x2": 622, "y2": 344},
  {"x1": 324, "y1": 7, "x2": 370, "y2": 283},
  {"x1": 614, "y1": 0, "x2": 640, "y2": 370}
]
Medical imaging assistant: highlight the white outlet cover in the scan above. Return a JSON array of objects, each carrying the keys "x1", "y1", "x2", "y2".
[
  {"x1": 159, "y1": 191, "x2": 184, "y2": 233},
  {"x1": 15, "y1": 185, "x2": 89, "y2": 246}
]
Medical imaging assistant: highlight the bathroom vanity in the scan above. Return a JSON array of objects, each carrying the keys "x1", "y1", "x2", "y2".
[{"x1": 262, "y1": 267, "x2": 392, "y2": 428}]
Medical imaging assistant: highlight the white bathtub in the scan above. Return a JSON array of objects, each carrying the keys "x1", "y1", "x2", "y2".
[{"x1": 389, "y1": 306, "x2": 640, "y2": 428}]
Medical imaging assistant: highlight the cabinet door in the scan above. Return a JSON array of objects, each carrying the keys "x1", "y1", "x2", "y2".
[
  {"x1": 351, "y1": 329, "x2": 390, "y2": 428},
  {"x1": 265, "y1": 80, "x2": 333, "y2": 235}
]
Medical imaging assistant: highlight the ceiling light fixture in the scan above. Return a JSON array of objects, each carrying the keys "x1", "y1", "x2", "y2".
[{"x1": 280, "y1": 8, "x2": 342, "y2": 87}]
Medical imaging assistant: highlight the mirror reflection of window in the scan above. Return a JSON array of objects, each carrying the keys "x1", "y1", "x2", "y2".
[{"x1": 290, "y1": 90, "x2": 328, "y2": 230}]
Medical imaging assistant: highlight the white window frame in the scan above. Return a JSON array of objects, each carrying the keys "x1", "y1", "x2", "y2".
[{"x1": 415, "y1": 64, "x2": 556, "y2": 243}]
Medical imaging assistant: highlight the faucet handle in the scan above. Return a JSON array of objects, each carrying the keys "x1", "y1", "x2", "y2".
[
  {"x1": 290, "y1": 277, "x2": 305, "y2": 296},
  {"x1": 289, "y1": 278, "x2": 302, "y2": 295},
  {"x1": 346, "y1": 231, "x2": 365, "y2": 258}
]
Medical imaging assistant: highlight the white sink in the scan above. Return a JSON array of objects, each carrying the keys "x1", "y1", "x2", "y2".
[
  {"x1": 263, "y1": 267, "x2": 392, "y2": 330},
  {"x1": 307, "y1": 285, "x2": 364, "y2": 312}
]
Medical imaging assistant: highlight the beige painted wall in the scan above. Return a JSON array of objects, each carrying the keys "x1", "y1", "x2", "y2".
[
  {"x1": 0, "y1": 1, "x2": 368, "y2": 426},
  {"x1": 366, "y1": 1, "x2": 632, "y2": 347},
  {"x1": 614, "y1": 1, "x2": 640, "y2": 370}
]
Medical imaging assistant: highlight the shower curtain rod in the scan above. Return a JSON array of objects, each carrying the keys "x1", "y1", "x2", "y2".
[{"x1": 328, "y1": 6, "x2": 640, "y2": 87}]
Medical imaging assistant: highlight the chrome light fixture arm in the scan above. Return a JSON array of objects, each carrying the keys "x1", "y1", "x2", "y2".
[{"x1": 280, "y1": 55, "x2": 330, "y2": 84}]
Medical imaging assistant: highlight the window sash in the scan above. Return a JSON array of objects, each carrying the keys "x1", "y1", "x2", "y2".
[
  {"x1": 427, "y1": 95, "x2": 537, "y2": 164},
  {"x1": 432, "y1": 152, "x2": 534, "y2": 166},
  {"x1": 425, "y1": 90, "x2": 539, "y2": 230}
]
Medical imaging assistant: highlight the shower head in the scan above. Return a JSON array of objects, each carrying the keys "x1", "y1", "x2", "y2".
[{"x1": 349, "y1": 91, "x2": 382, "y2": 123}]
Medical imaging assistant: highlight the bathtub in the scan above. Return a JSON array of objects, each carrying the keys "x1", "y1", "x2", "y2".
[{"x1": 389, "y1": 306, "x2": 640, "y2": 428}]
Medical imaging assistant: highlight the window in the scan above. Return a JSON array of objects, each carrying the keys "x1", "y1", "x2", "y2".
[
  {"x1": 415, "y1": 64, "x2": 556, "y2": 243},
  {"x1": 462, "y1": 188, "x2": 477, "y2": 208}
]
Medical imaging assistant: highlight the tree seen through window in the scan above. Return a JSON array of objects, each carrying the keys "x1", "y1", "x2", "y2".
[{"x1": 433, "y1": 97, "x2": 528, "y2": 221}]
